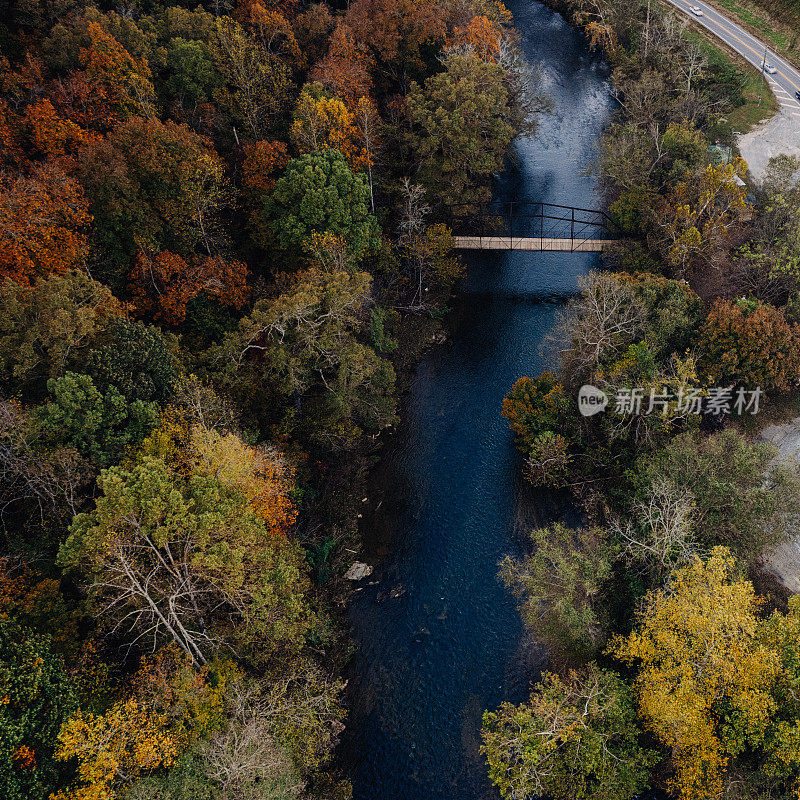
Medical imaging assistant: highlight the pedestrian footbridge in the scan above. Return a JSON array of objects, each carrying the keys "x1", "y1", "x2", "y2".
[{"x1": 447, "y1": 201, "x2": 619, "y2": 253}]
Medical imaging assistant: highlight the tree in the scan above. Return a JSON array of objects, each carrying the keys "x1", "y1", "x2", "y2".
[
  {"x1": 195, "y1": 684, "x2": 302, "y2": 800},
  {"x1": 699, "y1": 298, "x2": 800, "y2": 391},
  {"x1": 189, "y1": 425, "x2": 297, "y2": 535},
  {"x1": 758, "y1": 596, "x2": 800, "y2": 797},
  {"x1": 399, "y1": 219, "x2": 463, "y2": 305},
  {"x1": 0, "y1": 162, "x2": 91, "y2": 284},
  {"x1": 58, "y1": 442, "x2": 314, "y2": 666},
  {"x1": 290, "y1": 83, "x2": 368, "y2": 171},
  {"x1": 634, "y1": 429, "x2": 800, "y2": 559},
  {"x1": 502, "y1": 371, "x2": 575, "y2": 484},
  {"x1": 235, "y1": 0, "x2": 302, "y2": 65},
  {"x1": 553, "y1": 271, "x2": 645, "y2": 390},
  {"x1": 408, "y1": 52, "x2": 514, "y2": 206},
  {"x1": 446, "y1": 15, "x2": 502, "y2": 61},
  {"x1": 240, "y1": 140, "x2": 290, "y2": 197},
  {"x1": 78, "y1": 22, "x2": 156, "y2": 119},
  {"x1": 53, "y1": 698, "x2": 178, "y2": 800},
  {"x1": 128, "y1": 250, "x2": 249, "y2": 326},
  {"x1": 24, "y1": 98, "x2": 89, "y2": 159},
  {"x1": 0, "y1": 400, "x2": 91, "y2": 539},
  {"x1": 0, "y1": 619, "x2": 77, "y2": 800},
  {"x1": 36, "y1": 372, "x2": 160, "y2": 467},
  {"x1": 108, "y1": 116, "x2": 227, "y2": 258},
  {"x1": 500, "y1": 523, "x2": 614, "y2": 663},
  {"x1": 224, "y1": 267, "x2": 396, "y2": 449},
  {"x1": 611, "y1": 548, "x2": 779, "y2": 800},
  {"x1": 128, "y1": 645, "x2": 235, "y2": 751},
  {"x1": 293, "y1": 3, "x2": 335, "y2": 70},
  {"x1": 353, "y1": 96, "x2": 381, "y2": 210},
  {"x1": 502, "y1": 371, "x2": 572, "y2": 453},
  {"x1": 311, "y1": 23, "x2": 374, "y2": 109},
  {"x1": 482, "y1": 664, "x2": 657, "y2": 800},
  {"x1": 164, "y1": 38, "x2": 223, "y2": 108},
  {"x1": 77, "y1": 116, "x2": 228, "y2": 284},
  {"x1": 651, "y1": 160, "x2": 748, "y2": 279},
  {"x1": 86, "y1": 317, "x2": 178, "y2": 405},
  {"x1": 612, "y1": 478, "x2": 698, "y2": 585},
  {"x1": 344, "y1": 0, "x2": 446, "y2": 86},
  {"x1": 211, "y1": 17, "x2": 294, "y2": 139},
  {"x1": 618, "y1": 272, "x2": 703, "y2": 360},
  {"x1": 260, "y1": 149, "x2": 378, "y2": 262},
  {"x1": 124, "y1": 659, "x2": 345, "y2": 799},
  {"x1": 737, "y1": 191, "x2": 800, "y2": 302},
  {"x1": 0, "y1": 271, "x2": 122, "y2": 393}
]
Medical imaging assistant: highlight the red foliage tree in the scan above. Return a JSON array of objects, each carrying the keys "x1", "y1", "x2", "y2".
[{"x1": 24, "y1": 99, "x2": 89, "y2": 159}]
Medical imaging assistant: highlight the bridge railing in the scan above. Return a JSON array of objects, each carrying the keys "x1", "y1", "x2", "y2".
[{"x1": 441, "y1": 200, "x2": 618, "y2": 250}]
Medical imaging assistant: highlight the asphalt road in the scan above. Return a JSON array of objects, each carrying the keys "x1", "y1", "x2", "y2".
[{"x1": 664, "y1": 0, "x2": 800, "y2": 117}]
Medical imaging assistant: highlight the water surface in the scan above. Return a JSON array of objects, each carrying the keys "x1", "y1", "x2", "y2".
[{"x1": 341, "y1": 4, "x2": 614, "y2": 798}]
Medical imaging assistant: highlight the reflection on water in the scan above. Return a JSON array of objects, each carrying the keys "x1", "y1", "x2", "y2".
[{"x1": 339, "y1": 4, "x2": 614, "y2": 798}]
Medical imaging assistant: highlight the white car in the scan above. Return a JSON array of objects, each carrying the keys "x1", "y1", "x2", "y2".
[
  {"x1": 689, "y1": 5, "x2": 703, "y2": 15},
  {"x1": 764, "y1": 63, "x2": 778, "y2": 74}
]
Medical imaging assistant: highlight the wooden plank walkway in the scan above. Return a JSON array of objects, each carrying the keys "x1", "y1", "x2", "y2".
[{"x1": 453, "y1": 236, "x2": 616, "y2": 252}]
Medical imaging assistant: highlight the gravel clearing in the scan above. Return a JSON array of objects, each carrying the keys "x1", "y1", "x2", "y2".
[
  {"x1": 737, "y1": 106, "x2": 800, "y2": 183},
  {"x1": 760, "y1": 417, "x2": 800, "y2": 592}
]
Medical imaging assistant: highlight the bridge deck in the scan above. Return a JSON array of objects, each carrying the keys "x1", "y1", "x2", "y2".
[{"x1": 453, "y1": 236, "x2": 616, "y2": 252}]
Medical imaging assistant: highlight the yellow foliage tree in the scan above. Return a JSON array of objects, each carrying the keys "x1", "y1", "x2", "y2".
[
  {"x1": 190, "y1": 425, "x2": 297, "y2": 535},
  {"x1": 610, "y1": 547, "x2": 779, "y2": 800},
  {"x1": 51, "y1": 699, "x2": 178, "y2": 800},
  {"x1": 135, "y1": 409, "x2": 297, "y2": 537},
  {"x1": 290, "y1": 83, "x2": 369, "y2": 171},
  {"x1": 652, "y1": 159, "x2": 748, "y2": 278}
]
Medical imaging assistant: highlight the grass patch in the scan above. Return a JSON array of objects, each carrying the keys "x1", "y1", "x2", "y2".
[
  {"x1": 715, "y1": 0, "x2": 790, "y2": 50},
  {"x1": 686, "y1": 27, "x2": 779, "y2": 137},
  {"x1": 701, "y1": 0, "x2": 800, "y2": 68}
]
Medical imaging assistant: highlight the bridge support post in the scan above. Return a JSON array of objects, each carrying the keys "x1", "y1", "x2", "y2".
[{"x1": 570, "y1": 207, "x2": 575, "y2": 252}]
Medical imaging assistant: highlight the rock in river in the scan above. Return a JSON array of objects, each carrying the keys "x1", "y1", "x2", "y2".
[{"x1": 345, "y1": 562, "x2": 373, "y2": 580}]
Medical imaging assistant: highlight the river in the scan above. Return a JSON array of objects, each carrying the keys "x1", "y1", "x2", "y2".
[{"x1": 339, "y1": 3, "x2": 614, "y2": 798}]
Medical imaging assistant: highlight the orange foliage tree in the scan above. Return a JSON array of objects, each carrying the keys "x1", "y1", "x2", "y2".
[
  {"x1": 24, "y1": 99, "x2": 89, "y2": 159},
  {"x1": 236, "y1": 0, "x2": 302, "y2": 63},
  {"x1": 290, "y1": 83, "x2": 369, "y2": 170},
  {"x1": 190, "y1": 424, "x2": 298, "y2": 535},
  {"x1": 312, "y1": 23, "x2": 374, "y2": 109},
  {"x1": 502, "y1": 371, "x2": 573, "y2": 454},
  {"x1": 241, "y1": 139, "x2": 290, "y2": 195},
  {"x1": 129, "y1": 250, "x2": 249, "y2": 325},
  {"x1": 447, "y1": 15, "x2": 502, "y2": 61},
  {"x1": 0, "y1": 162, "x2": 91, "y2": 284},
  {"x1": 699, "y1": 298, "x2": 800, "y2": 391},
  {"x1": 79, "y1": 22, "x2": 157, "y2": 118},
  {"x1": 53, "y1": 698, "x2": 178, "y2": 800},
  {"x1": 48, "y1": 71, "x2": 116, "y2": 132}
]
